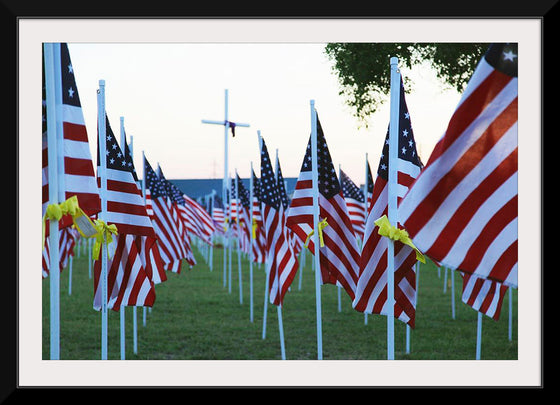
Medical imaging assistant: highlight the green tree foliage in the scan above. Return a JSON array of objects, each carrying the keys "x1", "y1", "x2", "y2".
[{"x1": 324, "y1": 43, "x2": 488, "y2": 127}]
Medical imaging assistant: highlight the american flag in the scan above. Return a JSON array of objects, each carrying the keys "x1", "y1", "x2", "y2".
[
  {"x1": 276, "y1": 155, "x2": 302, "y2": 256},
  {"x1": 251, "y1": 170, "x2": 266, "y2": 264},
  {"x1": 236, "y1": 174, "x2": 252, "y2": 254},
  {"x1": 42, "y1": 43, "x2": 100, "y2": 230},
  {"x1": 399, "y1": 43, "x2": 518, "y2": 289},
  {"x1": 286, "y1": 116, "x2": 361, "y2": 301},
  {"x1": 340, "y1": 169, "x2": 366, "y2": 240},
  {"x1": 182, "y1": 194, "x2": 216, "y2": 245},
  {"x1": 161, "y1": 171, "x2": 197, "y2": 267},
  {"x1": 93, "y1": 116, "x2": 158, "y2": 310},
  {"x1": 144, "y1": 157, "x2": 190, "y2": 273},
  {"x1": 210, "y1": 194, "x2": 226, "y2": 235},
  {"x1": 259, "y1": 136, "x2": 299, "y2": 306},
  {"x1": 352, "y1": 78, "x2": 422, "y2": 328},
  {"x1": 461, "y1": 272, "x2": 508, "y2": 321},
  {"x1": 123, "y1": 138, "x2": 167, "y2": 285},
  {"x1": 228, "y1": 177, "x2": 239, "y2": 237},
  {"x1": 96, "y1": 115, "x2": 155, "y2": 237},
  {"x1": 365, "y1": 160, "x2": 374, "y2": 214},
  {"x1": 42, "y1": 228, "x2": 77, "y2": 278}
]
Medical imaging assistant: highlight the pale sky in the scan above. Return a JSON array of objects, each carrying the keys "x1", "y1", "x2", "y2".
[{"x1": 67, "y1": 42, "x2": 461, "y2": 185}]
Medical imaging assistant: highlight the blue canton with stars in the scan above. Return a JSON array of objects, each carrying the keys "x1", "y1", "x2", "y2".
[
  {"x1": 340, "y1": 170, "x2": 364, "y2": 203},
  {"x1": 259, "y1": 138, "x2": 281, "y2": 210},
  {"x1": 252, "y1": 169, "x2": 261, "y2": 202},
  {"x1": 485, "y1": 43, "x2": 518, "y2": 78},
  {"x1": 144, "y1": 157, "x2": 167, "y2": 199},
  {"x1": 299, "y1": 115, "x2": 341, "y2": 199},
  {"x1": 376, "y1": 78, "x2": 423, "y2": 181},
  {"x1": 97, "y1": 115, "x2": 136, "y2": 177},
  {"x1": 236, "y1": 174, "x2": 251, "y2": 209}
]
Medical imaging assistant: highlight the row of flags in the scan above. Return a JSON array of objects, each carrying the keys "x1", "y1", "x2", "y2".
[{"x1": 42, "y1": 42, "x2": 518, "y2": 358}]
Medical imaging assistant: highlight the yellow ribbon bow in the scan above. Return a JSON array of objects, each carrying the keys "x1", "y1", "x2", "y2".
[
  {"x1": 42, "y1": 195, "x2": 97, "y2": 249},
  {"x1": 304, "y1": 218, "x2": 329, "y2": 248},
  {"x1": 374, "y1": 215, "x2": 426, "y2": 263},
  {"x1": 252, "y1": 218, "x2": 258, "y2": 239},
  {"x1": 91, "y1": 219, "x2": 119, "y2": 260}
]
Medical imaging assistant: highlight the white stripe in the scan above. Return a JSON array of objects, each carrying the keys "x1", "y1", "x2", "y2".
[
  {"x1": 62, "y1": 103, "x2": 86, "y2": 126},
  {"x1": 63, "y1": 138, "x2": 92, "y2": 160},
  {"x1": 64, "y1": 174, "x2": 99, "y2": 195}
]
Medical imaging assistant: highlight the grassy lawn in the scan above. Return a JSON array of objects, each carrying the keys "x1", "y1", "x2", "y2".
[{"x1": 42, "y1": 240, "x2": 517, "y2": 360}]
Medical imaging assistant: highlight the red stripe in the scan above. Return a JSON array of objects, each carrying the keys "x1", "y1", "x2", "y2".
[
  {"x1": 106, "y1": 179, "x2": 142, "y2": 195},
  {"x1": 107, "y1": 200, "x2": 149, "y2": 217},
  {"x1": 64, "y1": 156, "x2": 96, "y2": 177},
  {"x1": 63, "y1": 122, "x2": 88, "y2": 142}
]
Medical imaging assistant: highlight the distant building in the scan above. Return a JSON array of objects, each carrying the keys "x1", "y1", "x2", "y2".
[{"x1": 169, "y1": 178, "x2": 298, "y2": 201}]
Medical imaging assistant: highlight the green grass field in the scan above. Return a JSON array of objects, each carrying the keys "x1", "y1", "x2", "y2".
[{"x1": 43, "y1": 240, "x2": 517, "y2": 360}]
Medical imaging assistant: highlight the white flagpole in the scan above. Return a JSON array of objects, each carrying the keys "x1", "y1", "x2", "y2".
[
  {"x1": 363, "y1": 153, "x2": 369, "y2": 325},
  {"x1": 119, "y1": 116, "x2": 126, "y2": 360},
  {"x1": 249, "y1": 162, "x2": 255, "y2": 322},
  {"x1": 228, "y1": 176, "x2": 233, "y2": 294},
  {"x1": 298, "y1": 248, "x2": 305, "y2": 290},
  {"x1": 44, "y1": 42, "x2": 61, "y2": 360},
  {"x1": 274, "y1": 149, "x2": 286, "y2": 360},
  {"x1": 235, "y1": 170, "x2": 243, "y2": 304},
  {"x1": 387, "y1": 56, "x2": 401, "y2": 360},
  {"x1": 259, "y1": 131, "x2": 269, "y2": 340},
  {"x1": 337, "y1": 164, "x2": 342, "y2": 312},
  {"x1": 129, "y1": 134, "x2": 139, "y2": 351},
  {"x1": 310, "y1": 100, "x2": 323, "y2": 360},
  {"x1": 97, "y1": 79, "x2": 109, "y2": 360},
  {"x1": 508, "y1": 288, "x2": 513, "y2": 341},
  {"x1": 476, "y1": 311, "x2": 482, "y2": 360},
  {"x1": 209, "y1": 190, "x2": 215, "y2": 272},
  {"x1": 141, "y1": 150, "x2": 148, "y2": 327},
  {"x1": 451, "y1": 268, "x2": 456, "y2": 319},
  {"x1": 68, "y1": 255, "x2": 73, "y2": 295}
]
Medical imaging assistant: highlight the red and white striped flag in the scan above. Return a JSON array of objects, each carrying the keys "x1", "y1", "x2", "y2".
[
  {"x1": 251, "y1": 170, "x2": 266, "y2": 264},
  {"x1": 235, "y1": 174, "x2": 252, "y2": 255},
  {"x1": 352, "y1": 78, "x2": 423, "y2": 328},
  {"x1": 286, "y1": 116, "x2": 361, "y2": 301},
  {"x1": 144, "y1": 157, "x2": 191, "y2": 273},
  {"x1": 93, "y1": 116, "x2": 158, "y2": 310},
  {"x1": 42, "y1": 43, "x2": 100, "y2": 230},
  {"x1": 210, "y1": 194, "x2": 226, "y2": 235},
  {"x1": 461, "y1": 272, "x2": 508, "y2": 321},
  {"x1": 259, "y1": 136, "x2": 299, "y2": 306},
  {"x1": 42, "y1": 227, "x2": 78, "y2": 278},
  {"x1": 399, "y1": 43, "x2": 518, "y2": 289},
  {"x1": 182, "y1": 194, "x2": 216, "y2": 245},
  {"x1": 340, "y1": 169, "x2": 366, "y2": 240},
  {"x1": 93, "y1": 234, "x2": 156, "y2": 311}
]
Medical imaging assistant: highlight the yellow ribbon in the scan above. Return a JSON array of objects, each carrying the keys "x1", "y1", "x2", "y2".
[
  {"x1": 304, "y1": 218, "x2": 329, "y2": 248},
  {"x1": 42, "y1": 195, "x2": 97, "y2": 249},
  {"x1": 374, "y1": 215, "x2": 426, "y2": 263},
  {"x1": 252, "y1": 218, "x2": 258, "y2": 239},
  {"x1": 91, "y1": 220, "x2": 118, "y2": 260}
]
